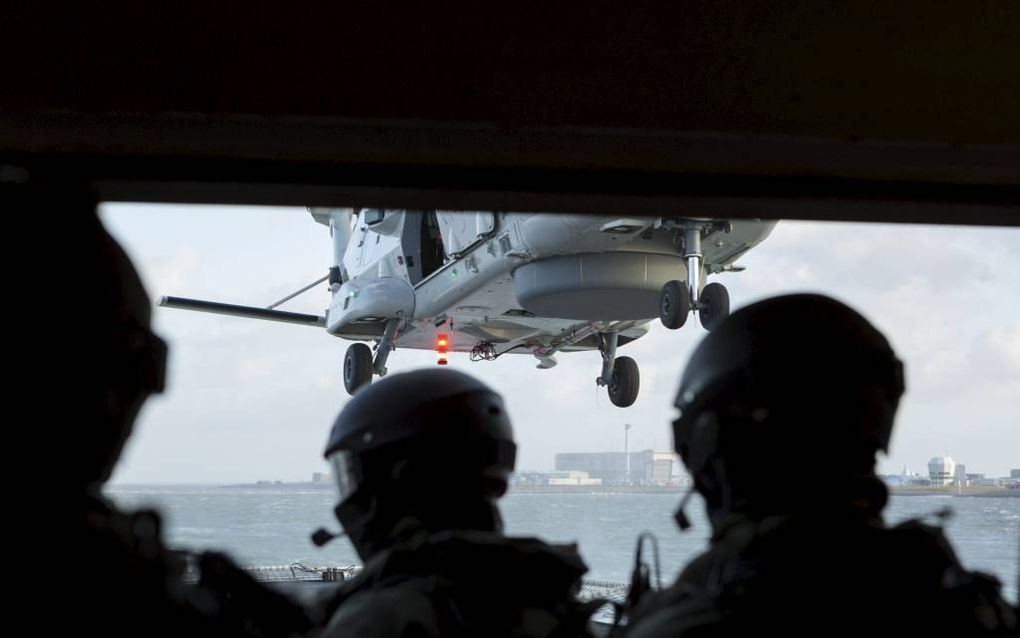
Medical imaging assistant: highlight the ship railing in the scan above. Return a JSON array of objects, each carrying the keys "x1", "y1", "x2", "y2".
[{"x1": 183, "y1": 563, "x2": 629, "y2": 623}]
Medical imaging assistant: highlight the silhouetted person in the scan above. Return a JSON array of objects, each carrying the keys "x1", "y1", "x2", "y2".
[
  {"x1": 42, "y1": 189, "x2": 315, "y2": 637},
  {"x1": 623, "y1": 294, "x2": 1016, "y2": 636},
  {"x1": 317, "y1": 369, "x2": 598, "y2": 637}
]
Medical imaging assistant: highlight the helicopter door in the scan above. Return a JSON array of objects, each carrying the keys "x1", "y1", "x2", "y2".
[
  {"x1": 406, "y1": 211, "x2": 494, "y2": 285},
  {"x1": 414, "y1": 211, "x2": 446, "y2": 283},
  {"x1": 435, "y1": 211, "x2": 496, "y2": 257}
]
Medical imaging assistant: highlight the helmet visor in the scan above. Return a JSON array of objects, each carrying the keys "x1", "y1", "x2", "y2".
[{"x1": 328, "y1": 450, "x2": 362, "y2": 503}]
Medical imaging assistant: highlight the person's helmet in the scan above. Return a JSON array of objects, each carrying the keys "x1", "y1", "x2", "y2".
[
  {"x1": 323, "y1": 368, "x2": 516, "y2": 558},
  {"x1": 71, "y1": 204, "x2": 168, "y2": 491},
  {"x1": 672, "y1": 294, "x2": 904, "y2": 523}
]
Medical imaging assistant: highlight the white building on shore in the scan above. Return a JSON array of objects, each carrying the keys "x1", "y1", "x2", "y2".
[{"x1": 928, "y1": 456, "x2": 956, "y2": 486}]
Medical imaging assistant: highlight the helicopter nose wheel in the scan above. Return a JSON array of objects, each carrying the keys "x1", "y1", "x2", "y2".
[{"x1": 343, "y1": 343, "x2": 373, "y2": 394}]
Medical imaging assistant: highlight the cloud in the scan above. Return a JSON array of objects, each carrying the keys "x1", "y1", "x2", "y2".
[
  {"x1": 149, "y1": 248, "x2": 202, "y2": 300},
  {"x1": 966, "y1": 324, "x2": 1020, "y2": 400},
  {"x1": 980, "y1": 325, "x2": 1020, "y2": 374},
  {"x1": 237, "y1": 357, "x2": 279, "y2": 381}
]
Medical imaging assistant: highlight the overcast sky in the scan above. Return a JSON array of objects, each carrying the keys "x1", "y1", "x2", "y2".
[{"x1": 101, "y1": 204, "x2": 1020, "y2": 484}]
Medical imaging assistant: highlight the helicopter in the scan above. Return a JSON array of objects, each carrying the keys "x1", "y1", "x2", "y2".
[{"x1": 160, "y1": 210, "x2": 775, "y2": 407}]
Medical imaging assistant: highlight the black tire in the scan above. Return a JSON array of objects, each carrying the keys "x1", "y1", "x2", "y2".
[
  {"x1": 343, "y1": 343, "x2": 373, "y2": 394},
  {"x1": 659, "y1": 280, "x2": 690, "y2": 329},
  {"x1": 608, "y1": 356, "x2": 640, "y2": 407},
  {"x1": 699, "y1": 282, "x2": 730, "y2": 331}
]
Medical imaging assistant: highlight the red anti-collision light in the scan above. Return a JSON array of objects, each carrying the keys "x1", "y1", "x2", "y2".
[{"x1": 436, "y1": 334, "x2": 449, "y2": 352}]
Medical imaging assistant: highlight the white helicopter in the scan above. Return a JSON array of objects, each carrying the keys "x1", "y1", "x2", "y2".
[{"x1": 160, "y1": 211, "x2": 775, "y2": 407}]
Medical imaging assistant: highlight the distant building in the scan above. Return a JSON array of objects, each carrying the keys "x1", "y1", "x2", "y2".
[
  {"x1": 954, "y1": 464, "x2": 967, "y2": 486},
  {"x1": 510, "y1": 470, "x2": 601, "y2": 486},
  {"x1": 511, "y1": 471, "x2": 546, "y2": 486},
  {"x1": 312, "y1": 472, "x2": 331, "y2": 483},
  {"x1": 928, "y1": 456, "x2": 956, "y2": 486},
  {"x1": 547, "y1": 471, "x2": 602, "y2": 486},
  {"x1": 882, "y1": 465, "x2": 926, "y2": 487},
  {"x1": 880, "y1": 465, "x2": 916, "y2": 487},
  {"x1": 970, "y1": 477, "x2": 1001, "y2": 487},
  {"x1": 555, "y1": 449, "x2": 679, "y2": 485},
  {"x1": 1011, "y1": 469, "x2": 1020, "y2": 479}
]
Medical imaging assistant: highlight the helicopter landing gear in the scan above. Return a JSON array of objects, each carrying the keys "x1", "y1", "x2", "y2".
[
  {"x1": 343, "y1": 343, "x2": 373, "y2": 394},
  {"x1": 343, "y1": 318, "x2": 401, "y2": 395},
  {"x1": 698, "y1": 282, "x2": 729, "y2": 331},
  {"x1": 659, "y1": 222, "x2": 731, "y2": 332},
  {"x1": 659, "y1": 280, "x2": 691, "y2": 329},
  {"x1": 596, "y1": 331, "x2": 640, "y2": 407}
]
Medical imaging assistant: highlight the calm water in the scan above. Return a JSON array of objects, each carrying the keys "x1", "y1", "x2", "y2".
[{"x1": 107, "y1": 485, "x2": 1019, "y2": 603}]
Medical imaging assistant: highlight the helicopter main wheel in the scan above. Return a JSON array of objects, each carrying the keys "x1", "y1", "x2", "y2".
[
  {"x1": 659, "y1": 280, "x2": 691, "y2": 330},
  {"x1": 698, "y1": 282, "x2": 730, "y2": 331},
  {"x1": 608, "y1": 356, "x2": 640, "y2": 408},
  {"x1": 343, "y1": 343, "x2": 373, "y2": 394}
]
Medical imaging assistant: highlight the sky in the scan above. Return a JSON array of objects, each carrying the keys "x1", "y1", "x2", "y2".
[{"x1": 101, "y1": 204, "x2": 1020, "y2": 484}]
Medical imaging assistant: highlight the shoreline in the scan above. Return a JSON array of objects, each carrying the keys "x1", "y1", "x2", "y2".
[
  {"x1": 215, "y1": 483, "x2": 1020, "y2": 497},
  {"x1": 889, "y1": 486, "x2": 1020, "y2": 498},
  {"x1": 509, "y1": 485, "x2": 688, "y2": 495}
]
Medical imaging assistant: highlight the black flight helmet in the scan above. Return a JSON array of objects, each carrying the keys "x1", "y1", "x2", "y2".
[
  {"x1": 672, "y1": 294, "x2": 905, "y2": 525},
  {"x1": 324, "y1": 368, "x2": 516, "y2": 558}
]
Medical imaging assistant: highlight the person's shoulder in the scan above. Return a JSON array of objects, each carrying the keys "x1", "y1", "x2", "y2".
[
  {"x1": 501, "y1": 534, "x2": 589, "y2": 566},
  {"x1": 623, "y1": 581, "x2": 725, "y2": 638},
  {"x1": 879, "y1": 518, "x2": 982, "y2": 584},
  {"x1": 839, "y1": 518, "x2": 1016, "y2": 634},
  {"x1": 890, "y1": 521, "x2": 1017, "y2": 634},
  {"x1": 324, "y1": 585, "x2": 439, "y2": 638},
  {"x1": 80, "y1": 499, "x2": 183, "y2": 584},
  {"x1": 424, "y1": 531, "x2": 589, "y2": 578}
]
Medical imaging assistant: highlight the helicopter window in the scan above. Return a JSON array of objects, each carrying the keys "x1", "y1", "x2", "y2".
[{"x1": 100, "y1": 205, "x2": 1019, "y2": 606}]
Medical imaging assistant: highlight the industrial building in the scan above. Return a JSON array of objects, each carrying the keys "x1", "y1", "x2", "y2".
[
  {"x1": 510, "y1": 470, "x2": 602, "y2": 487},
  {"x1": 554, "y1": 449, "x2": 679, "y2": 485}
]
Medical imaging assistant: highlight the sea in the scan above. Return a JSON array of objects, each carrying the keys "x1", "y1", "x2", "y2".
[{"x1": 107, "y1": 485, "x2": 1019, "y2": 603}]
